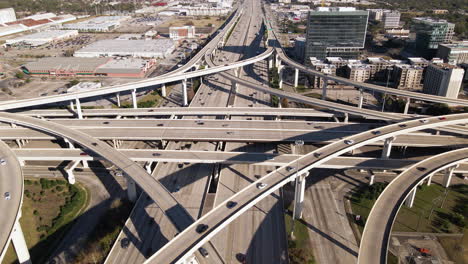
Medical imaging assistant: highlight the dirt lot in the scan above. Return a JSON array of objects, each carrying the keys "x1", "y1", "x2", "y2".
[{"x1": 159, "y1": 16, "x2": 224, "y2": 28}]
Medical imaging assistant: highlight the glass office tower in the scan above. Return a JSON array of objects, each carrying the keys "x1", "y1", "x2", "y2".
[{"x1": 304, "y1": 7, "x2": 369, "y2": 62}]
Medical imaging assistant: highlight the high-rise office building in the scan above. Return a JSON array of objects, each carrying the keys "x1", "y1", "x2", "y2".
[
  {"x1": 411, "y1": 17, "x2": 454, "y2": 50},
  {"x1": 304, "y1": 7, "x2": 369, "y2": 61},
  {"x1": 423, "y1": 64, "x2": 464, "y2": 98}
]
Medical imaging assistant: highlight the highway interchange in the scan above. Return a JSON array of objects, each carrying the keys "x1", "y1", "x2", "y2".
[{"x1": 0, "y1": 0, "x2": 467, "y2": 264}]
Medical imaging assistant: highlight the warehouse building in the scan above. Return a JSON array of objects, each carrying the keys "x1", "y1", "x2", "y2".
[
  {"x1": 74, "y1": 39, "x2": 175, "y2": 58},
  {"x1": 4, "y1": 30, "x2": 79, "y2": 47},
  {"x1": 22, "y1": 57, "x2": 155, "y2": 78},
  {"x1": 62, "y1": 16, "x2": 129, "y2": 32},
  {"x1": 0, "y1": 8, "x2": 16, "y2": 24}
]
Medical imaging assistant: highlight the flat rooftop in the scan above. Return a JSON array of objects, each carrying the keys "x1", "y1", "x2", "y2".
[
  {"x1": 7, "y1": 30, "x2": 77, "y2": 41},
  {"x1": 75, "y1": 39, "x2": 175, "y2": 54},
  {"x1": 24, "y1": 57, "x2": 110, "y2": 72}
]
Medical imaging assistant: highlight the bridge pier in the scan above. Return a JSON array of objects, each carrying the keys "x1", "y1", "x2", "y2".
[
  {"x1": 126, "y1": 175, "x2": 137, "y2": 202},
  {"x1": 69, "y1": 100, "x2": 74, "y2": 110},
  {"x1": 65, "y1": 160, "x2": 80, "y2": 184},
  {"x1": 182, "y1": 79, "x2": 188, "y2": 106},
  {"x1": 268, "y1": 56, "x2": 273, "y2": 69},
  {"x1": 145, "y1": 161, "x2": 153, "y2": 174},
  {"x1": 278, "y1": 65, "x2": 284, "y2": 89},
  {"x1": 426, "y1": 173, "x2": 433, "y2": 186},
  {"x1": 115, "y1": 92, "x2": 121, "y2": 107},
  {"x1": 11, "y1": 221, "x2": 31, "y2": 264},
  {"x1": 381, "y1": 136, "x2": 395, "y2": 159},
  {"x1": 404, "y1": 97, "x2": 410, "y2": 114},
  {"x1": 161, "y1": 84, "x2": 167, "y2": 97},
  {"x1": 131, "y1": 89, "x2": 137, "y2": 109},
  {"x1": 321, "y1": 80, "x2": 327, "y2": 100},
  {"x1": 358, "y1": 89, "x2": 364, "y2": 109},
  {"x1": 369, "y1": 174, "x2": 375, "y2": 186},
  {"x1": 443, "y1": 165, "x2": 458, "y2": 188},
  {"x1": 294, "y1": 68, "x2": 299, "y2": 88},
  {"x1": 75, "y1": 98, "x2": 83, "y2": 119},
  {"x1": 405, "y1": 187, "x2": 416, "y2": 208},
  {"x1": 293, "y1": 172, "x2": 309, "y2": 219}
]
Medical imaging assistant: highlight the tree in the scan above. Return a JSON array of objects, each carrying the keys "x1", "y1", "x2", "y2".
[{"x1": 15, "y1": 71, "x2": 25, "y2": 79}]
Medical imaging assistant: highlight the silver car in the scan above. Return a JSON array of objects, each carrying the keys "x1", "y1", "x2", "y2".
[{"x1": 4, "y1": 192, "x2": 10, "y2": 200}]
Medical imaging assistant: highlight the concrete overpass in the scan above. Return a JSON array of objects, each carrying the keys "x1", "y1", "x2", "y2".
[
  {"x1": 145, "y1": 114, "x2": 468, "y2": 264},
  {"x1": 358, "y1": 148, "x2": 468, "y2": 264},
  {"x1": 0, "y1": 140, "x2": 29, "y2": 264},
  {"x1": 1, "y1": 126, "x2": 466, "y2": 147}
]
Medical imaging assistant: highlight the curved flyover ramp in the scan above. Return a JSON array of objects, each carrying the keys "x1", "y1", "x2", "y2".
[
  {"x1": 0, "y1": 112, "x2": 194, "y2": 232},
  {"x1": 0, "y1": 140, "x2": 24, "y2": 261},
  {"x1": 358, "y1": 148, "x2": 468, "y2": 264},
  {"x1": 145, "y1": 114, "x2": 468, "y2": 264}
]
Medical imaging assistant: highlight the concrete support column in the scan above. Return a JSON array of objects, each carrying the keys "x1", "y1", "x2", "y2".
[
  {"x1": 278, "y1": 66, "x2": 284, "y2": 89},
  {"x1": 443, "y1": 165, "x2": 458, "y2": 188},
  {"x1": 268, "y1": 56, "x2": 273, "y2": 69},
  {"x1": 369, "y1": 174, "x2": 375, "y2": 186},
  {"x1": 404, "y1": 97, "x2": 410, "y2": 114},
  {"x1": 182, "y1": 79, "x2": 188, "y2": 106},
  {"x1": 405, "y1": 187, "x2": 416, "y2": 208},
  {"x1": 161, "y1": 84, "x2": 166, "y2": 97},
  {"x1": 131, "y1": 89, "x2": 137, "y2": 109},
  {"x1": 75, "y1": 98, "x2": 83, "y2": 119},
  {"x1": 65, "y1": 160, "x2": 80, "y2": 184},
  {"x1": 381, "y1": 136, "x2": 395, "y2": 159},
  {"x1": 321, "y1": 80, "x2": 328, "y2": 100},
  {"x1": 11, "y1": 222, "x2": 31, "y2": 264},
  {"x1": 116, "y1": 93, "x2": 121, "y2": 107},
  {"x1": 126, "y1": 175, "x2": 137, "y2": 202},
  {"x1": 293, "y1": 172, "x2": 309, "y2": 219},
  {"x1": 344, "y1": 113, "x2": 349, "y2": 123},
  {"x1": 294, "y1": 68, "x2": 299, "y2": 88},
  {"x1": 145, "y1": 161, "x2": 153, "y2": 174},
  {"x1": 275, "y1": 54, "x2": 280, "y2": 68},
  {"x1": 15, "y1": 139, "x2": 22, "y2": 148},
  {"x1": 69, "y1": 100, "x2": 74, "y2": 110},
  {"x1": 358, "y1": 89, "x2": 364, "y2": 109},
  {"x1": 277, "y1": 97, "x2": 282, "y2": 108},
  {"x1": 427, "y1": 173, "x2": 433, "y2": 186}
]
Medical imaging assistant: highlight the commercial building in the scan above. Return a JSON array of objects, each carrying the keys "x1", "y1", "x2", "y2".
[
  {"x1": 382, "y1": 10, "x2": 400, "y2": 28},
  {"x1": 346, "y1": 60, "x2": 371, "y2": 83},
  {"x1": 169, "y1": 26, "x2": 196, "y2": 40},
  {"x1": 74, "y1": 39, "x2": 175, "y2": 58},
  {"x1": 408, "y1": 57, "x2": 430, "y2": 68},
  {"x1": 384, "y1": 28, "x2": 410, "y2": 38},
  {"x1": 63, "y1": 16, "x2": 129, "y2": 32},
  {"x1": 0, "y1": 8, "x2": 16, "y2": 24},
  {"x1": 294, "y1": 37, "x2": 306, "y2": 59},
  {"x1": 411, "y1": 17, "x2": 455, "y2": 50},
  {"x1": 23, "y1": 57, "x2": 156, "y2": 78},
  {"x1": 94, "y1": 58, "x2": 156, "y2": 78},
  {"x1": 367, "y1": 9, "x2": 385, "y2": 21},
  {"x1": 393, "y1": 64, "x2": 423, "y2": 90},
  {"x1": 304, "y1": 7, "x2": 368, "y2": 61},
  {"x1": 0, "y1": 24, "x2": 27, "y2": 37},
  {"x1": 423, "y1": 63, "x2": 465, "y2": 98},
  {"x1": 4, "y1": 30, "x2": 78, "y2": 47},
  {"x1": 309, "y1": 57, "x2": 336, "y2": 88},
  {"x1": 367, "y1": 57, "x2": 392, "y2": 81},
  {"x1": 437, "y1": 41, "x2": 468, "y2": 65}
]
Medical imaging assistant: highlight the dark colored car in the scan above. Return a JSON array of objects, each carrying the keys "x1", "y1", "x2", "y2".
[
  {"x1": 196, "y1": 224, "x2": 209, "y2": 233},
  {"x1": 226, "y1": 201, "x2": 237, "y2": 208}
]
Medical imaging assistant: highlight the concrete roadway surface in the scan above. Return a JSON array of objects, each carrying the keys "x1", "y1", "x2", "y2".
[
  {"x1": 16, "y1": 107, "x2": 334, "y2": 118},
  {"x1": 358, "y1": 148, "x2": 468, "y2": 264},
  {"x1": 105, "y1": 1, "x2": 255, "y2": 262},
  {"x1": 0, "y1": 140, "x2": 23, "y2": 262},
  {"x1": 1, "y1": 126, "x2": 467, "y2": 147},
  {"x1": 210, "y1": 1, "x2": 287, "y2": 262},
  {"x1": 146, "y1": 114, "x2": 468, "y2": 263}
]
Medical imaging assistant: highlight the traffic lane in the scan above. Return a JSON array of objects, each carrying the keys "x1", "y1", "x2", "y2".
[
  {"x1": 0, "y1": 140, "x2": 23, "y2": 259},
  {"x1": 1, "y1": 127, "x2": 467, "y2": 147},
  {"x1": 358, "y1": 148, "x2": 468, "y2": 264}
]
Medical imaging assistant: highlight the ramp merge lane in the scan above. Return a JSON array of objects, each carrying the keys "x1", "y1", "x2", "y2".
[
  {"x1": 0, "y1": 140, "x2": 24, "y2": 261},
  {"x1": 358, "y1": 148, "x2": 468, "y2": 264},
  {"x1": 145, "y1": 114, "x2": 468, "y2": 264},
  {"x1": 0, "y1": 112, "x2": 196, "y2": 233}
]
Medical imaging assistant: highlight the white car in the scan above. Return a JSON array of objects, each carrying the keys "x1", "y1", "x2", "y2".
[
  {"x1": 344, "y1": 139, "x2": 355, "y2": 145},
  {"x1": 257, "y1": 183, "x2": 267, "y2": 189},
  {"x1": 419, "y1": 119, "x2": 429, "y2": 124},
  {"x1": 0, "y1": 159, "x2": 6, "y2": 166}
]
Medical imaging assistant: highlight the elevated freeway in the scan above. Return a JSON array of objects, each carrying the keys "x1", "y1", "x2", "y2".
[
  {"x1": 146, "y1": 114, "x2": 468, "y2": 264},
  {"x1": 0, "y1": 140, "x2": 24, "y2": 262},
  {"x1": 358, "y1": 148, "x2": 468, "y2": 264}
]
